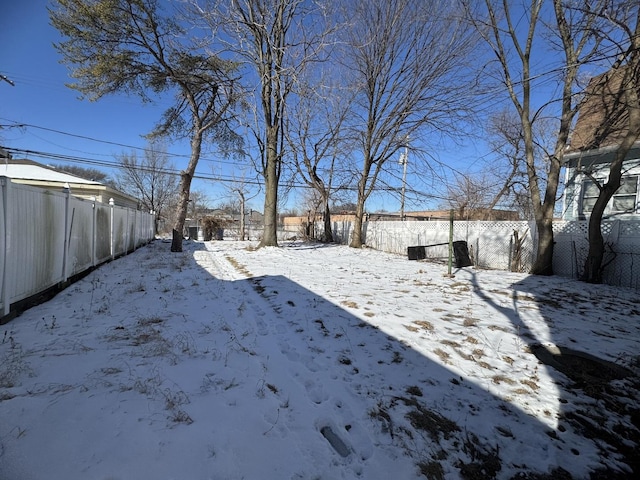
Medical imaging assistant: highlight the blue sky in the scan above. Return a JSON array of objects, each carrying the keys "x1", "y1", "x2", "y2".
[
  {"x1": 1, "y1": 0, "x2": 481, "y2": 214},
  {"x1": 1, "y1": 1, "x2": 602, "y2": 216},
  {"x1": 0, "y1": 0, "x2": 244, "y2": 208}
]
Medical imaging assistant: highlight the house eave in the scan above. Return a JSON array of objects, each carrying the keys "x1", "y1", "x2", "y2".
[{"x1": 563, "y1": 140, "x2": 640, "y2": 163}]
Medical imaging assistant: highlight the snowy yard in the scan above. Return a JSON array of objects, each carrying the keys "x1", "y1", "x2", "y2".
[{"x1": 1, "y1": 239, "x2": 639, "y2": 479}]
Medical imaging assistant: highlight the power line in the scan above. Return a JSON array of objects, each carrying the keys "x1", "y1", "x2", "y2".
[
  {"x1": 1, "y1": 74, "x2": 15, "y2": 87},
  {"x1": 0, "y1": 119, "x2": 244, "y2": 169},
  {"x1": 2, "y1": 145, "x2": 451, "y2": 203}
]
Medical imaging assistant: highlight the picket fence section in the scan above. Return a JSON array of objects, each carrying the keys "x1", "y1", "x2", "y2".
[
  {"x1": 1, "y1": 177, "x2": 155, "y2": 318},
  {"x1": 327, "y1": 217, "x2": 640, "y2": 290}
]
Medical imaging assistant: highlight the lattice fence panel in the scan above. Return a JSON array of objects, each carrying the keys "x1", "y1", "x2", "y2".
[
  {"x1": 314, "y1": 218, "x2": 640, "y2": 290},
  {"x1": 553, "y1": 220, "x2": 640, "y2": 289}
]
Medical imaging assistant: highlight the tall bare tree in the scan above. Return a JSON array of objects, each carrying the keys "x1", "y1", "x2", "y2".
[
  {"x1": 482, "y1": 109, "x2": 550, "y2": 220},
  {"x1": 464, "y1": 0, "x2": 606, "y2": 274},
  {"x1": 116, "y1": 142, "x2": 179, "y2": 234},
  {"x1": 50, "y1": 0, "x2": 239, "y2": 253},
  {"x1": 339, "y1": 0, "x2": 479, "y2": 248},
  {"x1": 446, "y1": 174, "x2": 502, "y2": 219},
  {"x1": 224, "y1": 174, "x2": 259, "y2": 241},
  {"x1": 580, "y1": 4, "x2": 640, "y2": 283},
  {"x1": 197, "y1": 0, "x2": 329, "y2": 247}
]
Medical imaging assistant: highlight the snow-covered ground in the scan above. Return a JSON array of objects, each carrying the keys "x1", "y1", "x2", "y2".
[{"x1": 1, "y1": 239, "x2": 638, "y2": 479}]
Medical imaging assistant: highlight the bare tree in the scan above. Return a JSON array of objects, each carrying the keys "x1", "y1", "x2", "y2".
[
  {"x1": 116, "y1": 142, "x2": 179, "y2": 234},
  {"x1": 484, "y1": 111, "x2": 527, "y2": 213},
  {"x1": 579, "y1": 4, "x2": 640, "y2": 283},
  {"x1": 338, "y1": 0, "x2": 479, "y2": 248},
  {"x1": 446, "y1": 174, "x2": 498, "y2": 219},
  {"x1": 286, "y1": 78, "x2": 354, "y2": 242},
  {"x1": 50, "y1": 0, "x2": 239, "y2": 253},
  {"x1": 224, "y1": 174, "x2": 259, "y2": 241},
  {"x1": 197, "y1": 0, "x2": 330, "y2": 247},
  {"x1": 481, "y1": 109, "x2": 548, "y2": 220},
  {"x1": 464, "y1": 0, "x2": 607, "y2": 274}
]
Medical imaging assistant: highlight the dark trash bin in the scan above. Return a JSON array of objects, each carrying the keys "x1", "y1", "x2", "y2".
[
  {"x1": 407, "y1": 246, "x2": 426, "y2": 260},
  {"x1": 453, "y1": 241, "x2": 472, "y2": 268}
]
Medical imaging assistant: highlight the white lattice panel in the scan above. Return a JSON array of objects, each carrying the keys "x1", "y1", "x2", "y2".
[
  {"x1": 554, "y1": 221, "x2": 588, "y2": 235},
  {"x1": 315, "y1": 219, "x2": 640, "y2": 290},
  {"x1": 620, "y1": 221, "x2": 640, "y2": 237}
]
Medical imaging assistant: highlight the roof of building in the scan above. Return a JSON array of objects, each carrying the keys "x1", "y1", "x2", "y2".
[
  {"x1": 568, "y1": 66, "x2": 637, "y2": 153},
  {"x1": 1, "y1": 159, "x2": 103, "y2": 185}
]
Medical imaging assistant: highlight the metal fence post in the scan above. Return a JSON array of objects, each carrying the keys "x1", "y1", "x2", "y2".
[{"x1": 447, "y1": 209, "x2": 454, "y2": 277}]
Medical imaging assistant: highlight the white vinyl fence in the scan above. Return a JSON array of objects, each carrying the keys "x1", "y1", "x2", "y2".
[
  {"x1": 326, "y1": 218, "x2": 640, "y2": 290},
  {"x1": 344, "y1": 219, "x2": 536, "y2": 272},
  {"x1": 1, "y1": 177, "x2": 155, "y2": 320}
]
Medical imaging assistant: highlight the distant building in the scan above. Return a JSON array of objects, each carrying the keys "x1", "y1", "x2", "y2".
[
  {"x1": 1, "y1": 159, "x2": 139, "y2": 209},
  {"x1": 282, "y1": 208, "x2": 519, "y2": 231}
]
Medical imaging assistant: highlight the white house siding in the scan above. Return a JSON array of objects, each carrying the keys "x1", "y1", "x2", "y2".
[{"x1": 562, "y1": 149, "x2": 640, "y2": 221}]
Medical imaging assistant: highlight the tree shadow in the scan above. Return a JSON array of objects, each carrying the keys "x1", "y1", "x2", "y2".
[
  {"x1": 467, "y1": 270, "x2": 640, "y2": 478},
  {"x1": 196, "y1": 242, "x2": 640, "y2": 478},
  {"x1": 2, "y1": 240, "x2": 638, "y2": 479}
]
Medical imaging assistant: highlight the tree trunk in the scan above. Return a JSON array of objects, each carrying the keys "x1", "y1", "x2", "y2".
[
  {"x1": 170, "y1": 172, "x2": 192, "y2": 252},
  {"x1": 349, "y1": 199, "x2": 365, "y2": 248},
  {"x1": 581, "y1": 198, "x2": 608, "y2": 284},
  {"x1": 529, "y1": 154, "x2": 563, "y2": 276},
  {"x1": 581, "y1": 157, "x2": 625, "y2": 283},
  {"x1": 170, "y1": 130, "x2": 203, "y2": 252},
  {"x1": 259, "y1": 136, "x2": 279, "y2": 247},
  {"x1": 531, "y1": 217, "x2": 554, "y2": 275},
  {"x1": 322, "y1": 197, "x2": 333, "y2": 243}
]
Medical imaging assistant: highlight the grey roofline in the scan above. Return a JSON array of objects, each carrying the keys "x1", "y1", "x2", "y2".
[{"x1": 563, "y1": 140, "x2": 640, "y2": 163}]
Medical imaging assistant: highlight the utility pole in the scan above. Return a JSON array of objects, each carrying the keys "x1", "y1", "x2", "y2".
[
  {"x1": 399, "y1": 144, "x2": 408, "y2": 220},
  {"x1": 239, "y1": 190, "x2": 246, "y2": 241}
]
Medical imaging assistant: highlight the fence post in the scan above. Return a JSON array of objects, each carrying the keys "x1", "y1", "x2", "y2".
[
  {"x1": 447, "y1": 209, "x2": 454, "y2": 277},
  {"x1": 508, "y1": 234, "x2": 513, "y2": 272},
  {"x1": 125, "y1": 208, "x2": 130, "y2": 253},
  {"x1": 91, "y1": 197, "x2": 97, "y2": 267},
  {"x1": 1, "y1": 177, "x2": 11, "y2": 317},
  {"x1": 109, "y1": 198, "x2": 115, "y2": 260},
  {"x1": 62, "y1": 183, "x2": 71, "y2": 282}
]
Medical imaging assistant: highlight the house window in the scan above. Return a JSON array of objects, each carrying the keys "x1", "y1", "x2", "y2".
[
  {"x1": 581, "y1": 179, "x2": 600, "y2": 214},
  {"x1": 580, "y1": 175, "x2": 639, "y2": 215},
  {"x1": 611, "y1": 175, "x2": 638, "y2": 212}
]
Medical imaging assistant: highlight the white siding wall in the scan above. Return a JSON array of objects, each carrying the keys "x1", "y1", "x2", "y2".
[{"x1": 563, "y1": 159, "x2": 640, "y2": 221}]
